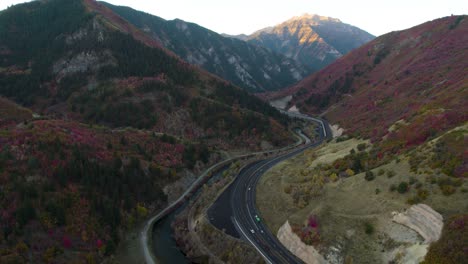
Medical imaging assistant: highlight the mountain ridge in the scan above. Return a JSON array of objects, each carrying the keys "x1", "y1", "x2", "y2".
[
  {"x1": 265, "y1": 15, "x2": 467, "y2": 147},
  {"x1": 101, "y1": 1, "x2": 312, "y2": 92},
  {"x1": 245, "y1": 14, "x2": 375, "y2": 70}
]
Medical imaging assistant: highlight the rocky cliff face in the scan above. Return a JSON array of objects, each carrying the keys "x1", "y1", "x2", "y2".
[
  {"x1": 103, "y1": 3, "x2": 312, "y2": 92},
  {"x1": 247, "y1": 14, "x2": 375, "y2": 70}
]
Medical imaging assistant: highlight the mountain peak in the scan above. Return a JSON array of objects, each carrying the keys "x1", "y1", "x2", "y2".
[
  {"x1": 288, "y1": 13, "x2": 341, "y2": 24},
  {"x1": 247, "y1": 14, "x2": 374, "y2": 70}
]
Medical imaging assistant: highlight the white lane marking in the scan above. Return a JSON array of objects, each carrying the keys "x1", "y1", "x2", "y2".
[
  {"x1": 234, "y1": 217, "x2": 273, "y2": 264},
  {"x1": 143, "y1": 118, "x2": 322, "y2": 263}
]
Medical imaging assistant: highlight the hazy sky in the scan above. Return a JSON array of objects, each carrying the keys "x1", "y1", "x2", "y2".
[{"x1": 1, "y1": 0, "x2": 467, "y2": 36}]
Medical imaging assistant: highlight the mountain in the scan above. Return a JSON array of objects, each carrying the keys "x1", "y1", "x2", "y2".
[
  {"x1": 101, "y1": 2, "x2": 312, "y2": 93},
  {"x1": 256, "y1": 16, "x2": 467, "y2": 264},
  {"x1": 0, "y1": 0, "x2": 293, "y2": 262},
  {"x1": 268, "y1": 15, "x2": 467, "y2": 147},
  {"x1": 246, "y1": 14, "x2": 375, "y2": 70},
  {"x1": 221, "y1": 33, "x2": 249, "y2": 41}
]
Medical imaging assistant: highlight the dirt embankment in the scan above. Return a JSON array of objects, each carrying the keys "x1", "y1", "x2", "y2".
[{"x1": 277, "y1": 221, "x2": 326, "y2": 264}]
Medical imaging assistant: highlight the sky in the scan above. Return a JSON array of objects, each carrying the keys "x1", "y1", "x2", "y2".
[{"x1": 1, "y1": 0, "x2": 467, "y2": 36}]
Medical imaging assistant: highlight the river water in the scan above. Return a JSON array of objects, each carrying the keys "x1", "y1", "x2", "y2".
[
  {"x1": 151, "y1": 165, "x2": 230, "y2": 263},
  {"x1": 152, "y1": 206, "x2": 190, "y2": 264}
]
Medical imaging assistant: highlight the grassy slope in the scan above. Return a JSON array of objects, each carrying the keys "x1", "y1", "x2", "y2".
[
  {"x1": 0, "y1": 97, "x2": 32, "y2": 122},
  {"x1": 257, "y1": 124, "x2": 467, "y2": 262}
]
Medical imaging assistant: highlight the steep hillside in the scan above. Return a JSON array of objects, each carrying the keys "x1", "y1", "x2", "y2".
[
  {"x1": 0, "y1": 0, "x2": 291, "y2": 148},
  {"x1": 102, "y1": 2, "x2": 311, "y2": 92},
  {"x1": 246, "y1": 14, "x2": 374, "y2": 70},
  {"x1": 255, "y1": 17, "x2": 467, "y2": 264},
  {"x1": 277, "y1": 15, "x2": 467, "y2": 147},
  {"x1": 0, "y1": 0, "x2": 293, "y2": 262}
]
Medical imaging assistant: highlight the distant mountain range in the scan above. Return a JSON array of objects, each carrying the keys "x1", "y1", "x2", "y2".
[
  {"x1": 226, "y1": 14, "x2": 375, "y2": 71},
  {"x1": 102, "y1": 2, "x2": 312, "y2": 92}
]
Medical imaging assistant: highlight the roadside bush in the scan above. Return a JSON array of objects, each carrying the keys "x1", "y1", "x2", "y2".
[
  {"x1": 397, "y1": 182, "x2": 409, "y2": 193},
  {"x1": 336, "y1": 135, "x2": 350, "y2": 142},
  {"x1": 364, "y1": 171, "x2": 375, "y2": 181}
]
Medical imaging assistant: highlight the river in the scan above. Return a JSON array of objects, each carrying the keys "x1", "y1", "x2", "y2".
[{"x1": 151, "y1": 165, "x2": 230, "y2": 263}]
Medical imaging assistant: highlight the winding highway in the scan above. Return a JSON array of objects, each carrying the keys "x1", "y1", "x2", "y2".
[{"x1": 228, "y1": 114, "x2": 330, "y2": 264}]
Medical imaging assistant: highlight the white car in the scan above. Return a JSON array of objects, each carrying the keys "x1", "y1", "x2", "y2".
[{"x1": 250, "y1": 229, "x2": 255, "y2": 234}]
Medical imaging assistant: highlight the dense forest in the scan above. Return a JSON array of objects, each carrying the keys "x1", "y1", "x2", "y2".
[{"x1": 0, "y1": 0, "x2": 293, "y2": 262}]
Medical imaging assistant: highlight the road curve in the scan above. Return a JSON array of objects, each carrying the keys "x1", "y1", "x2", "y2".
[
  {"x1": 141, "y1": 118, "x2": 318, "y2": 263},
  {"x1": 229, "y1": 115, "x2": 329, "y2": 263}
]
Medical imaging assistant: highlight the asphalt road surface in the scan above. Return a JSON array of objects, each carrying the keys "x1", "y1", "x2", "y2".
[{"x1": 209, "y1": 116, "x2": 330, "y2": 263}]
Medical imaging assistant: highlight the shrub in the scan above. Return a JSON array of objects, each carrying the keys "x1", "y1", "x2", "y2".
[
  {"x1": 417, "y1": 189, "x2": 429, "y2": 200},
  {"x1": 345, "y1": 169, "x2": 355, "y2": 176},
  {"x1": 136, "y1": 204, "x2": 148, "y2": 218},
  {"x1": 378, "y1": 169, "x2": 385, "y2": 176},
  {"x1": 397, "y1": 182, "x2": 409, "y2": 194},
  {"x1": 336, "y1": 135, "x2": 350, "y2": 142},
  {"x1": 422, "y1": 214, "x2": 468, "y2": 263},
  {"x1": 16, "y1": 201, "x2": 36, "y2": 227},
  {"x1": 387, "y1": 170, "x2": 395, "y2": 178},
  {"x1": 409, "y1": 177, "x2": 417, "y2": 185},
  {"x1": 407, "y1": 196, "x2": 421, "y2": 205},
  {"x1": 364, "y1": 222, "x2": 374, "y2": 235},
  {"x1": 357, "y1": 143, "x2": 367, "y2": 151},
  {"x1": 329, "y1": 173, "x2": 338, "y2": 182},
  {"x1": 365, "y1": 171, "x2": 375, "y2": 181},
  {"x1": 440, "y1": 185, "x2": 456, "y2": 196},
  {"x1": 27, "y1": 156, "x2": 40, "y2": 170},
  {"x1": 390, "y1": 184, "x2": 397, "y2": 192}
]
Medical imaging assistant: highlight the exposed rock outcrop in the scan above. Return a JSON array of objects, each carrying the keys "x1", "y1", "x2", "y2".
[
  {"x1": 53, "y1": 51, "x2": 116, "y2": 80},
  {"x1": 277, "y1": 221, "x2": 327, "y2": 264},
  {"x1": 392, "y1": 204, "x2": 443, "y2": 243}
]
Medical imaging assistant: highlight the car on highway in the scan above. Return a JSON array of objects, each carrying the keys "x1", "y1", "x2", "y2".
[{"x1": 255, "y1": 215, "x2": 261, "y2": 222}]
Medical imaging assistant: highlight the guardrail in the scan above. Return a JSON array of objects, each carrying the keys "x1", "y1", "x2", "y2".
[
  {"x1": 142, "y1": 115, "x2": 324, "y2": 264},
  {"x1": 279, "y1": 109, "x2": 330, "y2": 139}
]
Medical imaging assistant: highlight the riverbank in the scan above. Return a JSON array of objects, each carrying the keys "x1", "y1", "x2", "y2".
[{"x1": 172, "y1": 162, "x2": 263, "y2": 263}]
